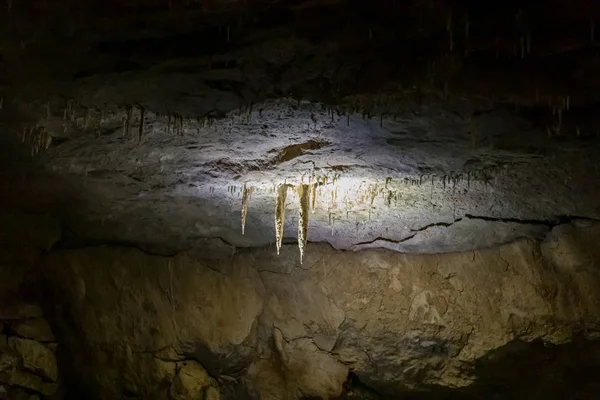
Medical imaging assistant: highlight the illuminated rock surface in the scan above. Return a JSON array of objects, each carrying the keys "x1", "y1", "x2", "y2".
[{"x1": 43, "y1": 221, "x2": 600, "y2": 399}]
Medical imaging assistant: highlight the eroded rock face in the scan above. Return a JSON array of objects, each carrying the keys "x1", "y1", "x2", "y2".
[
  {"x1": 0, "y1": 303, "x2": 61, "y2": 399},
  {"x1": 43, "y1": 221, "x2": 600, "y2": 399}
]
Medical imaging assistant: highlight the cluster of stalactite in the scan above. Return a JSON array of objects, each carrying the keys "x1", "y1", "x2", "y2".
[
  {"x1": 237, "y1": 166, "x2": 511, "y2": 262},
  {"x1": 19, "y1": 126, "x2": 53, "y2": 155},
  {"x1": 241, "y1": 183, "x2": 311, "y2": 263}
]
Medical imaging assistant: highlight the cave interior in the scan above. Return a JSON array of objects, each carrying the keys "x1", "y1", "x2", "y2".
[{"x1": 1, "y1": 0, "x2": 600, "y2": 399}]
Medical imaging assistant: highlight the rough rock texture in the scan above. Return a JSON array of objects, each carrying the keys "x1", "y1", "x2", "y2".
[
  {"x1": 2, "y1": 0, "x2": 600, "y2": 257},
  {"x1": 2, "y1": 1, "x2": 600, "y2": 398},
  {"x1": 7, "y1": 319, "x2": 55, "y2": 343},
  {"x1": 44, "y1": 220, "x2": 600, "y2": 399},
  {"x1": 0, "y1": 304, "x2": 61, "y2": 399}
]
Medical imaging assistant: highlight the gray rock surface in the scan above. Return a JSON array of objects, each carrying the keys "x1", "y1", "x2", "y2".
[
  {"x1": 9, "y1": 99, "x2": 596, "y2": 257},
  {"x1": 2, "y1": 1, "x2": 600, "y2": 257}
]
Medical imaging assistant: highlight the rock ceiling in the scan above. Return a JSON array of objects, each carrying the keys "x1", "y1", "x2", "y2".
[{"x1": 1, "y1": 0, "x2": 600, "y2": 258}]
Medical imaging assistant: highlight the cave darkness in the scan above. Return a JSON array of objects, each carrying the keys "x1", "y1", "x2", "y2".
[{"x1": 1, "y1": 0, "x2": 600, "y2": 399}]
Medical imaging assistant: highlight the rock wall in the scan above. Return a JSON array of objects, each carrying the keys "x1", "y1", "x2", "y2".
[
  {"x1": 42, "y1": 220, "x2": 600, "y2": 399},
  {"x1": 0, "y1": 303, "x2": 60, "y2": 399},
  {"x1": 0, "y1": 211, "x2": 62, "y2": 400}
]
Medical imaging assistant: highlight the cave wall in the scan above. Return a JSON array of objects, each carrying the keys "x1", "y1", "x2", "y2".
[
  {"x1": 0, "y1": 303, "x2": 61, "y2": 399},
  {"x1": 0, "y1": 213, "x2": 62, "y2": 399},
  {"x1": 40, "y1": 220, "x2": 600, "y2": 399}
]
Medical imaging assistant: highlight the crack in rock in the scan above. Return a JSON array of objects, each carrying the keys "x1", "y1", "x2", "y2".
[{"x1": 351, "y1": 214, "x2": 600, "y2": 249}]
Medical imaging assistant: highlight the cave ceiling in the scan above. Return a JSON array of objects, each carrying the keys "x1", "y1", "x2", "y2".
[{"x1": 1, "y1": 0, "x2": 600, "y2": 257}]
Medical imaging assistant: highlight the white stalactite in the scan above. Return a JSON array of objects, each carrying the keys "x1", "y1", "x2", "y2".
[
  {"x1": 297, "y1": 184, "x2": 310, "y2": 264},
  {"x1": 275, "y1": 184, "x2": 288, "y2": 255},
  {"x1": 241, "y1": 184, "x2": 254, "y2": 235}
]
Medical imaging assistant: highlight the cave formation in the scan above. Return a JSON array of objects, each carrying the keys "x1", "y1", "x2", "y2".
[{"x1": 1, "y1": 0, "x2": 600, "y2": 399}]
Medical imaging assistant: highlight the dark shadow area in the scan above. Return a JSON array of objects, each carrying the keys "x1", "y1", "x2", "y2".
[{"x1": 341, "y1": 338, "x2": 600, "y2": 400}]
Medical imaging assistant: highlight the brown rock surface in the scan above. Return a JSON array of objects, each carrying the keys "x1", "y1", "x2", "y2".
[
  {"x1": 8, "y1": 337, "x2": 58, "y2": 382},
  {"x1": 0, "y1": 369, "x2": 58, "y2": 397},
  {"x1": 171, "y1": 361, "x2": 220, "y2": 400},
  {"x1": 7, "y1": 319, "x2": 55, "y2": 342},
  {"x1": 43, "y1": 221, "x2": 600, "y2": 398},
  {"x1": 0, "y1": 305, "x2": 44, "y2": 321}
]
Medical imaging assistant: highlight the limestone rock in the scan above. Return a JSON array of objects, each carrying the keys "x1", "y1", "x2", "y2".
[
  {"x1": 204, "y1": 386, "x2": 220, "y2": 400},
  {"x1": 246, "y1": 358, "x2": 291, "y2": 400},
  {"x1": 45, "y1": 246, "x2": 263, "y2": 398},
  {"x1": 154, "y1": 346, "x2": 186, "y2": 361},
  {"x1": 171, "y1": 361, "x2": 217, "y2": 400},
  {"x1": 280, "y1": 338, "x2": 348, "y2": 399},
  {"x1": 42, "y1": 222, "x2": 600, "y2": 398},
  {"x1": 118, "y1": 354, "x2": 177, "y2": 398},
  {"x1": 0, "y1": 335, "x2": 7, "y2": 350},
  {"x1": 7, "y1": 318, "x2": 54, "y2": 342},
  {"x1": 0, "y1": 369, "x2": 58, "y2": 396},
  {"x1": 0, "y1": 352, "x2": 18, "y2": 373},
  {"x1": 9, "y1": 337, "x2": 58, "y2": 382}
]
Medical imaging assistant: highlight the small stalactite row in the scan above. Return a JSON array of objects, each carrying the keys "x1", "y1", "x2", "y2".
[
  {"x1": 241, "y1": 183, "x2": 254, "y2": 235},
  {"x1": 275, "y1": 184, "x2": 288, "y2": 255},
  {"x1": 233, "y1": 164, "x2": 510, "y2": 260},
  {"x1": 20, "y1": 126, "x2": 52, "y2": 155}
]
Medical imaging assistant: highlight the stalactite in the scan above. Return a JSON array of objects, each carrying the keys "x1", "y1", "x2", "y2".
[
  {"x1": 44, "y1": 131, "x2": 52, "y2": 149},
  {"x1": 275, "y1": 184, "x2": 288, "y2": 255},
  {"x1": 297, "y1": 184, "x2": 310, "y2": 263},
  {"x1": 82, "y1": 107, "x2": 89, "y2": 130},
  {"x1": 311, "y1": 183, "x2": 317, "y2": 212},
  {"x1": 241, "y1": 184, "x2": 254, "y2": 234}
]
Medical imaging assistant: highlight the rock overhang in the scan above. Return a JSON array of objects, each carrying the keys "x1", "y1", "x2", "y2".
[
  {"x1": 2, "y1": 0, "x2": 600, "y2": 257},
  {"x1": 7, "y1": 98, "x2": 593, "y2": 258}
]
